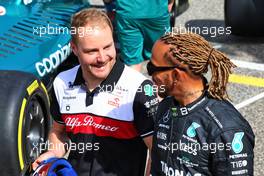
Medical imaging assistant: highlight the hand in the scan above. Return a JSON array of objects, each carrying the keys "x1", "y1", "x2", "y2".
[
  {"x1": 168, "y1": 3, "x2": 174, "y2": 13},
  {"x1": 32, "y1": 151, "x2": 56, "y2": 170},
  {"x1": 168, "y1": 0, "x2": 174, "y2": 12}
]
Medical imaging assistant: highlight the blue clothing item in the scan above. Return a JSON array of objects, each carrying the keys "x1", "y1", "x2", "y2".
[{"x1": 33, "y1": 157, "x2": 77, "y2": 176}]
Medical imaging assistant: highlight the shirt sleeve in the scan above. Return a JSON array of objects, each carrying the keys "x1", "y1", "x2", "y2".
[
  {"x1": 211, "y1": 129, "x2": 255, "y2": 176},
  {"x1": 50, "y1": 85, "x2": 65, "y2": 124},
  {"x1": 133, "y1": 80, "x2": 158, "y2": 138}
]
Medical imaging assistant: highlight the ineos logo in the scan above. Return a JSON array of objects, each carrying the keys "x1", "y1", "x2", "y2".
[
  {"x1": 35, "y1": 43, "x2": 71, "y2": 77},
  {"x1": 180, "y1": 107, "x2": 188, "y2": 115}
]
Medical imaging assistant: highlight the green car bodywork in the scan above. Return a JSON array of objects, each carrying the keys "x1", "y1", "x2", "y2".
[
  {"x1": 0, "y1": 1, "x2": 89, "y2": 175},
  {"x1": 0, "y1": 0, "x2": 89, "y2": 86}
]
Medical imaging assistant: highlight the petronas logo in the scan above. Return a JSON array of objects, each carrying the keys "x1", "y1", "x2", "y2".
[
  {"x1": 232, "y1": 132, "x2": 244, "y2": 154},
  {"x1": 187, "y1": 122, "x2": 201, "y2": 138}
]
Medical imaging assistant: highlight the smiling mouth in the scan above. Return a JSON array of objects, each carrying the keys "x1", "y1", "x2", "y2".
[{"x1": 92, "y1": 64, "x2": 107, "y2": 71}]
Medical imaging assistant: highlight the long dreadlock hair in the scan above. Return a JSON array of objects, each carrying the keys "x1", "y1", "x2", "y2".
[{"x1": 160, "y1": 32, "x2": 236, "y2": 100}]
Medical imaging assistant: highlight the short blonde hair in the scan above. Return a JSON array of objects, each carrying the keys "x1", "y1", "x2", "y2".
[{"x1": 71, "y1": 8, "x2": 113, "y2": 43}]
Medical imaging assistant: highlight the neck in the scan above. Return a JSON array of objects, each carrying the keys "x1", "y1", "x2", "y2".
[
  {"x1": 176, "y1": 89, "x2": 203, "y2": 106},
  {"x1": 85, "y1": 79, "x2": 102, "y2": 91},
  {"x1": 174, "y1": 78, "x2": 205, "y2": 106},
  {"x1": 82, "y1": 71, "x2": 103, "y2": 91}
]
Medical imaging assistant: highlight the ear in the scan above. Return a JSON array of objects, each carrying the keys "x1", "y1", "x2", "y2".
[
  {"x1": 172, "y1": 68, "x2": 181, "y2": 81},
  {"x1": 70, "y1": 40, "x2": 78, "y2": 57}
]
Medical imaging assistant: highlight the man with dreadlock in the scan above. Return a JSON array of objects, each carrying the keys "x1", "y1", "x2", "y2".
[{"x1": 148, "y1": 32, "x2": 255, "y2": 176}]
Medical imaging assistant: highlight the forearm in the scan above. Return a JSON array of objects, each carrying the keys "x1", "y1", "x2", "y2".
[
  {"x1": 145, "y1": 150, "x2": 151, "y2": 176},
  {"x1": 143, "y1": 136, "x2": 153, "y2": 176}
]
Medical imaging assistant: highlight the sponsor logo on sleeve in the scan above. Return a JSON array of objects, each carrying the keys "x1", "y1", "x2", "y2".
[
  {"x1": 144, "y1": 98, "x2": 159, "y2": 108},
  {"x1": 157, "y1": 132, "x2": 167, "y2": 140},
  {"x1": 231, "y1": 169, "x2": 248, "y2": 175},
  {"x1": 231, "y1": 160, "x2": 247, "y2": 169},
  {"x1": 232, "y1": 132, "x2": 244, "y2": 154}
]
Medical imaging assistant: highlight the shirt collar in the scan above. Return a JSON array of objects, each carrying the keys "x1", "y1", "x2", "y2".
[{"x1": 171, "y1": 91, "x2": 209, "y2": 117}]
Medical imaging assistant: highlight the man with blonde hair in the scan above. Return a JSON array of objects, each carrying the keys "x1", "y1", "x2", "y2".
[{"x1": 33, "y1": 8, "x2": 158, "y2": 176}]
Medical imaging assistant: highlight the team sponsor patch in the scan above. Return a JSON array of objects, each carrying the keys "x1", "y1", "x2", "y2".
[
  {"x1": 108, "y1": 97, "x2": 120, "y2": 107},
  {"x1": 232, "y1": 132, "x2": 244, "y2": 154},
  {"x1": 187, "y1": 122, "x2": 201, "y2": 138}
]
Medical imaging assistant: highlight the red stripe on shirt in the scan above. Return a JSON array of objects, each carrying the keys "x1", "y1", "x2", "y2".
[{"x1": 61, "y1": 113, "x2": 138, "y2": 139}]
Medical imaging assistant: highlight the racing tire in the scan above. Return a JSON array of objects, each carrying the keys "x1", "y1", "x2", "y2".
[
  {"x1": 224, "y1": 0, "x2": 264, "y2": 36},
  {"x1": 170, "y1": 0, "x2": 189, "y2": 27},
  {"x1": 0, "y1": 71, "x2": 51, "y2": 176}
]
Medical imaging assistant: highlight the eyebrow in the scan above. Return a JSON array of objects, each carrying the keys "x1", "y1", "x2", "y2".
[
  {"x1": 103, "y1": 42, "x2": 113, "y2": 49},
  {"x1": 82, "y1": 42, "x2": 113, "y2": 53}
]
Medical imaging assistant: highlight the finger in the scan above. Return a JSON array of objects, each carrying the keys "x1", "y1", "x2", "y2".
[
  {"x1": 32, "y1": 162, "x2": 39, "y2": 170},
  {"x1": 32, "y1": 159, "x2": 42, "y2": 170}
]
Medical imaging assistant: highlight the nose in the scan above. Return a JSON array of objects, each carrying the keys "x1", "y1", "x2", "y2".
[{"x1": 97, "y1": 49, "x2": 107, "y2": 63}]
